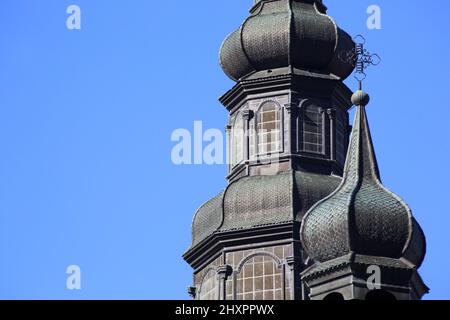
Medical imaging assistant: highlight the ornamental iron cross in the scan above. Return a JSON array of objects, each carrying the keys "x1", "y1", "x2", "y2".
[{"x1": 339, "y1": 35, "x2": 381, "y2": 84}]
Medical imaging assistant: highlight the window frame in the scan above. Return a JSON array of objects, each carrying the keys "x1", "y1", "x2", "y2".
[
  {"x1": 255, "y1": 101, "x2": 283, "y2": 157},
  {"x1": 334, "y1": 107, "x2": 347, "y2": 166},
  {"x1": 300, "y1": 103, "x2": 326, "y2": 156},
  {"x1": 231, "y1": 112, "x2": 245, "y2": 167}
]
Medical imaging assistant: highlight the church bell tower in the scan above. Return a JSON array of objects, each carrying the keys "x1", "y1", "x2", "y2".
[{"x1": 183, "y1": 0, "x2": 428, "y2": 300}]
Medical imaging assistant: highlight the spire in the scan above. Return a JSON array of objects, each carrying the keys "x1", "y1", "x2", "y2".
[
  {"x1": 348, "y1": 88, "x2": 381, "y2": 183},
  {"x1": 300, "y1": 88, "x2": 425, "y2": 267}
]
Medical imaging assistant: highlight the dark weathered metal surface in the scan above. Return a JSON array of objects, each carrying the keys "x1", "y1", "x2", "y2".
[
  {"x1": 301, "y1": 98, "x2": 425, "y2": 267},
  {"x1": 219, "y1": 0, "x2": 355, "y2": 82},
  {"x1": 184, "y1": 0, "x2": 427, "y2": 300}
]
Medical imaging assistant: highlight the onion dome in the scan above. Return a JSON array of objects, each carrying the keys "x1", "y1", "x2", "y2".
[
  {"x1": 190, "y1": 171, "x2": 341, "y2": 248},
  {"x1": 300, "y1": 89, "x2": 426, "y2": 268},
  {"x1": 219, "y1": 0, "x2": 355, "y2": 82}
]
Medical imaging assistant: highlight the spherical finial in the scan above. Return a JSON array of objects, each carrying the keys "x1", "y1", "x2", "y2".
[{"x1": 351, "y1": 90, "x2": 370, "y2": 106}]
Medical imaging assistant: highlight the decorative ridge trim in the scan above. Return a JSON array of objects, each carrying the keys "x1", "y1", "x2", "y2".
[
  {"x1": 219, "y1": 220, "x2": 294, "y2": 233},
  {"x1": 287, "y1": 0, "x2": 294, "y2": 67},
  {"x1": 302, "y1": 252, "x2": 415, "y2": 281},
  {"x1": 240, "y1": 0, "x2": 265, "y2": 79}
]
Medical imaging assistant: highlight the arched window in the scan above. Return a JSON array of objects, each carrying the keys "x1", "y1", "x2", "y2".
[
  {"x1": 234, "y1": 253, "x2": 286, "y2": 300},
  {"x1": 198, "y1": 268, "x2": 219, "y2": 300},
  {"x1": 302, "y1": 104, "x2": 324, "y2": 154},
  {"x1": 256, "y1": 102, "x2": 282, "y2": 155},
  {"x1": 232, "y1": 113, "x2": 244, "y2": 166}
]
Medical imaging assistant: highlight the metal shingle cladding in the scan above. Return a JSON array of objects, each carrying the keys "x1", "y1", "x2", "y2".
[
  {"x1": 301, "y1": 104, "x2": 425, "y2": 267},
  {"x1": 190, "y1": 170, "x2": 341, "y2": 248}
]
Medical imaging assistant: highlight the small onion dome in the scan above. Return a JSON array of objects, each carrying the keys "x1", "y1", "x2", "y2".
[
  {"x1": 300, "y1": 93, "x2": 426, "y2": 268},
  {"x1": 219, "y1": 0, "x2": 355, "y2": 82}
]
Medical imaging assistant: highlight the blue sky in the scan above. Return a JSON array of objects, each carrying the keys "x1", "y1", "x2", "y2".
[{"x1": 0, "y1": 0, "x2": 448, "y2": 299}]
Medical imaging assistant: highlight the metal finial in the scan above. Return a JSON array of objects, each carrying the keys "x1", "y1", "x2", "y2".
[{"x1": 339, "y1": 35, "x2": 381, "y2": 83}]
